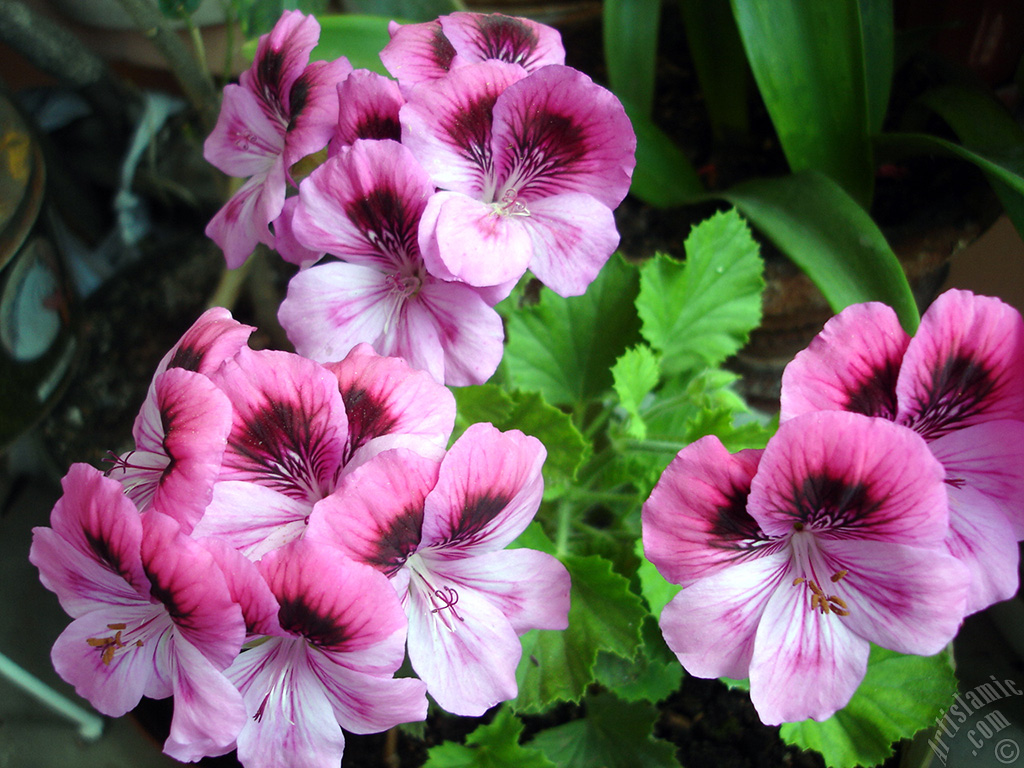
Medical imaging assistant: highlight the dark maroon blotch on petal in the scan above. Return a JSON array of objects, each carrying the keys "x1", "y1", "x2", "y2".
[
  {"x1": 443, "y1": 94, "x2": 499, "y2": 172},
  {"x1": 789, "y1": 473, "x2": 881, "y2": 530},
  {"x1": 342, "y1": 185, "x2": 420, "y2": 259},
  {"x1": 167, "y1": 345, "x2": 204, "y2": 372},
  {"x1": 353, "y1": 114, "x2": 401, "y2": 143},
  {"x1": 447, "y1": 494, "x2": 510, "y2": 544},
  {"x1": 342, "y1": 387, "x2": 399, "y2": 458},
  {"x1": 902, "y1": 354, "x2": 995, "y2": 440},
  {"x1": 430, "y1": 26, "x2": 457, "y2": 72},
  {"x1": 474, "y1": 15, "x2": 539, "y2": 66},
  {"x1": 256, "y1": 50, "x2": 287, "y2": 122},
  {"x1": 709, "y1": 488, "x2": 766, "y2": 553},
  {"x1": 286, "y1": 76, "x2": 310, "y2": 132},
  {"x1": 277, "y1": 596, "x2": 348, "y2": 647},
  {"x1": 366, "y1": 507, "x2": 424, "y2": 577},
  {"x1": 844, "y1": 357, "x2": 901, "y2": 420},
  {"x1": 510, "y1": 112, "x2": 586, "y2": 196}
]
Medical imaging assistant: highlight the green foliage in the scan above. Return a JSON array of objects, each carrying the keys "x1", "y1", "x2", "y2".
[
  {"x1": 528, "y1": 691, "x2": 678, "y2": 768},
  {"x1": 311, "y1": 14, "x2": 395, "y2": 73},
  {"x1": 592, "y1": 615, "x2": 683, "y2": 704},
  {"x1": 637, "y1": 208, "x2": 764, "y2": 374},
  {"x1": 512, "y1": 554, "x2": 646, "y2": 713},
  {"x1": 603, "y1": 0, "x2": 661, "y2": 118},
  {"x1": 611, "y1": 345, "x2": 661, "y2": 440},
  {"x1": 424, "y1": 708, "x2": 555, "y2": 768},
  {"x1": 503, "y1": 255, "x2": 643, "y2": 407},
  {"x1": 780, "y1": 646, "x2": 957, "y2": 768},
  {"x1": 452, "y1": 385, "x2": 589, "y2": 494}
]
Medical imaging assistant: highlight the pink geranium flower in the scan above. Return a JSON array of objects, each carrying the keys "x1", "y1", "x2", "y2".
[
  {"x1": 781, "y1": 289, "x2": 1024, "y2": 613},
  {"x1": 642, "y1": 411, "x2": 970, "y2": 725},
  {"x1": 308, "y1": 423, "x2": 571, "y2": 716},
  {"x1": 279, "y1": 138, "x2": 505, "y2": 385},
  {"x1": 29, "y1": 465, "x2": 248, "y2": 761},
  {"x1": 192, "y1": 343, "x2": 455, "y2": 559},
  {"x1": 401, "y1": 60, "x2": 635, "y2": 296},
  {"x1": 223, "y1": 538, "x2": 427, "y2": 768},
  {"x1": 380, "y1": 11, "x2": 565, "y2": 86},
  {"x1": 204, "y1": 10, "x2": 352, "y2": 267}
]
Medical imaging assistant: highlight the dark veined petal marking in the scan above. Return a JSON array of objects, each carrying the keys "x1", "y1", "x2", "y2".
[
  {"x1": 784, "y1": 472, "x2": 882, "y2": 532},
  {"x1": 285, "y1": 75, "x2": 310, "y2": 132},
  {"x1": 442, "y1": 92, "x2": 500, "y2": 175},
  {"x1": 900, "y1": 354, "x2": 996, "y2": 440},
  {"x1": 227, "y1": 398, "x2": 336, "y2": 501},
  {"x1": 431, "y1": 25, "x2": 457, "y2": 71},
  {"x1": 503, "y1": 108, "x2": 586, "y2": 199},
  {"x1": 342, "y1": 386, "x2": 400, "y2": 458},
  {"x1": 471, "y1": 15, "x2": 540, "y2": 67},
  {"x1": 342, "y1": 184, "x2": 421, "y2": 262},
  {"x1": 363, "y1": 507, "x2": 424, "y2": 577},
  {"x1": 255, "y1": 49, "x2": 289, "y2": 126},
  {"x1": 709, "y1": 484, "x2": 773, "y2": 558},
  {"x1": 167, "y1": 345, "x2": 204, "y2": 372},
  {"x1": 277, "y1": 595, "x2": 349, "y2": 647},
  {"x1": 444, "y1": 493, "x2": 510, "y2": 546},
  {"x1": 844, "y1": 354, "x2": 901, "y2": 420},
  {"x1": 353, "y1": 112, "x2": 401, "y2": 142}
]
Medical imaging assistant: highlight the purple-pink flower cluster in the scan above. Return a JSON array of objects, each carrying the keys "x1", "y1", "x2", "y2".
[
  {"x1": 204, "y1": 10, "x2": 636, "y2": 386},
  {"x1": 30, "y1": 308, "x2": 570, "y2": 767},
  {"x1": 643, "y1": 289, "x2": 1024, "y2": 725}
]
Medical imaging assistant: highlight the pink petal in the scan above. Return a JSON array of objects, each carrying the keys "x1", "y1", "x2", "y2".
[
  {"x1": 803, "y1": 536, "x2": 968, "y2": 655},
  {"x1": 192, "y1": 481, "x2": 313, "y2": 561},
  {"x1": 313, "y1": 654, "x2": 427, "y2": 734},
  {"x1": 658, "y1": 549, "x2": 790, "y2": 681},
  {"x1": 162, "y1": 635, "x2": 247, "y2": 762},
  {"x1": 306, "y1": 448, "x2": 440, "y2": 576},
  {"x1": 897, "y1": 289, "x2": 1024, "y2": 438},
  {"x1": 230, "y1": 639, "x2": 347, "y2": 768},
  {"x1": 205, "y1": 168, "x2": 284, "y2": 269},
  {"x1": 433, "y1": 547, "x2": 570, "y2": 634},
  {"x1": 212, "y1": 347, "x2": 350, "y2": 503},
  {"x1": 141, "y1": 511, "x2": 246, "y2": 669},
  {"x1": 241, "y1": 10, "x2": 322, "y2": 126},
  {"x1": 203, "y1": 84, "x2": 284, "y2": 178},
  {"x1": 32, "y1": 464, "x2": 150, "y2": 612},
  {"x1": 325, "y1": 342, "x2": 456, "y2": 464},
  {"x1": 400, "y1": 60, "x2": 527, "y2": 195},
  {"x1": 642, "y1": 436, "x2": 766, "y2": 588},
  {"x1": 749, "y1": 572, "x2": 870, "y2": 725},
  {"x1": 748, "y1": 411, "x2": 949, "y2": 545},
  {"x1": 405, "y1": 559, "x2": 522, "y2": 715},
  {"x1": 156, "y1": 306, "x2": 254, "y2": 378},
  {"x1": 50, "y1": 603, "x2": 168, "y2": 716},
  {"x1": 421, "y1": 423, "x2": 545, "y2": 555},
  {"x1": 780, "y1": 301, "x2": 909, "y2": 421},
  {"x1": 260, "y1": 538, "x2": 410, "y2": 654},
  {"x1": 282, "y1": 57, "x2": 353, "y2": 169},
  {"x1": 440, "y1": 12, "x2": 565, "y2": 71},
  {"x1": 929, "y1": 420, "x2": 1024, "y2": 538},
  {"x1": 517, "y1": 192, "x2": 621, "y2": 297},
  {"x1": 292, "y1": 139, "x2": 434, "y2": 269},
  {"x1": 380, "y1": 19, "x2": 457, "y2": 85},
  {"x1": 491, "y1": 65, "x2": 635, "y2": 210},
  {"x1": 200, "y1": 536, "x2": 280, "y2": 636},
  {"x1": 333, "y1": 70, "x2": 404, "y2": 148},
  {"x1": 115, "y1": 368, "x2": 232, "y2": 531},
  {"x1": 942, "y1": 484, "x2": 1018, "y2": 614},
  {"x1": 418, "y1": 190, "x2": 533, "y2": 287},
  {"x1": 272, "y1": 196, "x2": 324, "y2": 268}
]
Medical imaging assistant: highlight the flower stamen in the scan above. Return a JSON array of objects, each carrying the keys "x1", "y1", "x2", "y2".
[
  {"x1": 86, "y1": 623, "x2": 143, "y2": 665},
  {"x1": 430, "y1": 586, "x2": 465, "y2": 623},
  {"x1": 794, "y1": 574, "x2": 851, "y2": 617}
]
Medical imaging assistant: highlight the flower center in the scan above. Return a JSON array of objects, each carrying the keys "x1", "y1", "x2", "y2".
[
  {"x1": 429, "y1": 586, "x2": 465, "y2": 623},
  {"x1": 793, "y1": 570, "x2": 850, "y2": 617},
  {"x1": 493, "y1": 188, "x2": 530, "y2": 217},
  {"x1": 86, "y1": 623, "x2": 144, "y2": 666},
  {"x1": 386, "y1": 271, "x2": 422, "y2": 299}
]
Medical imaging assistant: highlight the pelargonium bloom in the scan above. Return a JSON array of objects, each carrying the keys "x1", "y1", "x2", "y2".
[
  {"x1": 30, "y1": 464, "x2": 248, "y2": 761},
  {"x1": 401, "y1": 60, "x2": 635, "y2": 296},
  {"x1": 642, "y1": 410, "x2": 970, "y2": 725},
  {"x1": 307, "y1": 423, "x2": 571, "y2": 715},
  {"x1": 204, "y1": 10, "x2": 352, "y2": 267},
  {"x1": 223, "y1": 538, "x2": 427, "y2": 768},
  {"x1": 192, "y1": 342, "x2": 455, "y2": 559},
  {"x1": 279, "y1": 138, "x2": 505, "y2": 385},
  {"x1": 380, "y1": 11, "x2": 565, "y2": 86},
  {"x1": 781, "y1": 289, "x2": 1024, "y2": 613}
]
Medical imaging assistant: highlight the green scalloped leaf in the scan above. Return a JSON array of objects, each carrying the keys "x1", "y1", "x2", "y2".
[
  {"x1": 612, "y1": 345, "x2": 662, "y2": 440},
  {"x1": 511, "y1": 554, "x2": 646, "y2": 713},
  {"x1": 637, "y1": 208, "x2": 764, "y2": 375},
  {"x1": 424, "y1": 708, "x2": 555, "y2": 768},
  {"x1": 503, "y1": 255, "x2": 642, "y2": 407},
  {"x1": 593, "y1": 615, "x2": 683, "y2": 704},
  {"x1": 528, "y1": 691, "x2": 678, "y2": 768},
  {"x1": 780, "y1": 645, "x2": 957, "y2": 768}
]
